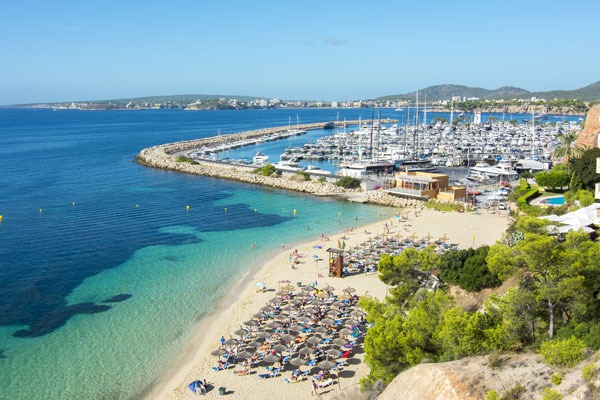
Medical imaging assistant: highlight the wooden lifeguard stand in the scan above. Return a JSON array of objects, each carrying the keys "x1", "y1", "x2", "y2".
[{"x1": 326, "y1": 248, "x2": 345, "y2": 278}]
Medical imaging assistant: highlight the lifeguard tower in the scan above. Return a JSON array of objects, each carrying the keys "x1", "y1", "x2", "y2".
[{"x1": 326, "y1": 248, "x2": 344, "y2": 278}]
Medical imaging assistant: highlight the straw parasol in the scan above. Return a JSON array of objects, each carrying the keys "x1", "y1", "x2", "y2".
[
  {"x1": 282, "y1": 284, "x2": 296, "y2": 292},
  {"x1": 306, "y1": 336, "x2": 322, "y2": 345},
  {"x1": 327, "y1": 310, "x2": 340, "y2": 318},
  {"x1": 290, "y1": 299, "x2": 303, "y2": 306},
  {"x1": 234, "y1": 329, "x2": 248, "y2": 337},
  {"x1": 289, "y1": 357, "x2": 307, "y2": 367},
  {"x1": 274, "y1": 314, "x2": 288, "y2": 322},
  {"x1": 266, "y1": 321, "x2": 281, "y2": 329},
  {"x1": 269, "y1": 297, "x2": 282, "y2": 305},
  {"x1": 247, "y1": 340, "x2": 265, "y2": 348},
  {"x1": 211, "y1": 349, "x2": 228, "y2": 357},
  {"x1": 332, "y1": 338, "x2": 348, "y2": 347},
  {"x1": 350, "y1": 310, "x2": 366, "y2": 318},
  {"x1": 343, "y1": 286, "x2": 356, "y2": 294},
  {"x1": 321, "y1": 285, "x2": 335, "y2": 292},
  {"x1": 244, "y1": 319, "x2": 259, "y2": 326},
  {"x1": 257, "y1": 331, "x2": 273, "y2": 339},
  {"x1": 320, "y1": 317, "x2": 335, "y2": 325},
  {"x1": 344, "y1": 319, "x2": 361, "y2": 327},
  {"x1": 301, "y1": 285, "x2": 314, "y2": 292},
  {"x1": 289, "y1": 323, "x2": 305, "y2": 332},
  {"x1": 223, "y1": 338, "x2": 239, "y2": 346},
  {"x1": 280, "y1": 333, "x2": 296, "y2": 342},
  {"x1": 313, "y1": 326, "x2": 328, "y2": 334},
  {"x1": 273, "y1": 343, "x2": 289, "y2": 353},
  {"x1": 262, "y1": 354, "x2": 280, "y2": 364},
  {"x1": 316, "y1": 292, "x2": 329, "y2": 299},
  {"x1": 261, "y1": 306, "x2": 275, "y2": 313},
  {"x1": 317, "y1": 360, "x2": 336, "y2": 370},
  {"x1": 236, "y1": 350, "x2": 253, "y2": 360},
  {"x1": 298, "y1": 346, "x2": 315, "y2": 355},
  {"x1": 326, "y1": 348, "x2": 341, "y2": 358},
  {"x1": 339, "y1": 328, "x2": 354, "y2": 335},
  {"x1": 333, "y1": 301, "x2": 347, "y2": 309},
  {"x1": 296, "y1": 316, "x2": 312, "y2": 323},
  {"x1": 253, "y1": 312, "x2": 266, "y2": 319},
  {"x1": 339, "y1": 293, "x2": 351, "y2": 300}
]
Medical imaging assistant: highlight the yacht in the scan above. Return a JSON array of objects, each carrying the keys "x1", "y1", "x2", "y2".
[
  {"x1": 252, "y1": 152, "x2": 269, "y2": 166},
  {"x1": 273, "y1": 160, "x2": 303, "y2": 173},
  {"x1": 470, "y1": 160, "x2": 517, "y2": 178},
  {"x1": 305, "y1": 165, "x2": 332, "y2": 176}
]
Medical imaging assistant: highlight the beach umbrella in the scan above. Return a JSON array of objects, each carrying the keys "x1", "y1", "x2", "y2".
[
  {"x1": 288, "y1": 323, "x2": 304, "y2": 331},
  {"x1": 273, "y1": 344, "x2": 289, "y2": 353},
  {"x1": 303, "y1": 307, "x2": 318, "y2": 315},
  {"x1": 224, "y1": 338, "x2": 239, "y2": 346},
  {"x1": 253, "y1": 312, "x2": 266, "y2": 319},
  {"x1": 236, "y1": 350, "x2": 253, "y2": 360},
  {"x1": 301, "y1": 285, "x2": 314, "y2": 292},
  {"x1": 256, "y1": 282, "x2": 266, "y2": 288},
  {"x1": 333, "y1": 301, "x2": 347, "y2": 309},
  {"x1": 350, "y1": 310, "x2": 365, "y2": 318},
  {"x1": 317, "y1": 360, "x2": 336, "y2": 370},
  {"x1": 332, "y1": 338, "x2": 348, "y2": 347},
  {"x1": 211, "y1": 349, "x2": 228, "y2": 357},
  {"x1": 244, "y1": 319, "x2": 259, "y2": 326},
  {"x1": 425, "y1": 232, "x2": 433, "y2": 241},
  {"x1": 298, "y1": 346, "x2": 315, "y2": 356},
  {"x1": 440, "y1": 233, "x2": 449, "y2": 243},
  {"x1": 234, "y1": 329, "x2": 248, "y2": 337},
  {"x1": 296, "y1": 316, "x2": 312, "y2": 323},
  {"x1": 316, "y1": 292, "x2": 329, "y2": 299},
  {"x1": 327, "y1": 348, "x2": 341, "y2": 358},
  {"x1": 290, "y1": 299, "x2": 303, "y2": 306},
  {"x1": 269, "y1": 297, "x2": 282, "y2": 305},
  {"x1": 339, "y1": 293, "x2": 351, "y2": 300},
  {"x1": 280, "y1": 333, "x2": 296, "y2": 342},
  {"x1": 320, "y1": 317, "x2": 335, "y2": 325},
  {"x1": 343, "y1": 286, "x2": 356, "y2": 294},
  {"x1": 248, "y1": 339, "x2": 265, "y2": 348},
  {"x1": 266, "y1": 321, "x2": 281, "y2": 329},
  {"x1": 282, "y1": 305, "x2": 296, "y2": 313},
  {"x1": 321, "y1": 285, "x2": 335, "y2": 292},
  {"x1": 306, "y1": 336, "x2": 322, "y2": 345},
  {"x1": 289, "y1": 357, "x2": 307, "y2": 367},
  {"x1": 339, "y1": 328, "x2": 354, "y2": 335},
  {"x1": 274, "y1": 314, "x2": 288, "y2": 322},
  {"x1": 282, "y1": 284, "x2": 296, "y2": 292},
  {"x1": 188, "y1": 380, "x2": 204, "y2": 393},
  {"x1": 313, "y1": 326, "x2": 328, "y2": 334},
  {"x1": 275, "y1": 291, "x2": 288, "y2": 297},
  {"x1": 344, "y1": 319, "x2": 361, "y2": 327},
  {"x1": 262, "y1": 354, "x2": 280, "y2": 364},
  {"x1": 360, "y1": 293, "x2": 373, "y2": 299},
  {"x1": 327, "y1": 310, "x2": 340, "y2": 318},
  {"x1": 257, "y1": 331, "x2": 273, "y2": 339}
]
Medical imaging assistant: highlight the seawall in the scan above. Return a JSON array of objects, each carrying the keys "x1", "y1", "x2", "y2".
[{"x1": 136, "y1": 121, "x2": 423, "y2": 209}]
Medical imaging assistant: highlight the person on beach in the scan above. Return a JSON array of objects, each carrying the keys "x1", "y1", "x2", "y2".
[
  {"x1": 220, "y1": 336, "x2": 225, "y2": 348},
  {"x1": 312, "y1": 379, "x2": 319, "y2": 396},
  {"x1": 281, "y1": 243, "x2": 285, "y2": 250}
]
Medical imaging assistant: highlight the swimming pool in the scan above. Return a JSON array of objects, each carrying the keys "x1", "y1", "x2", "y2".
[{"x1": 541, "y1": 196, "x2": 565, "y2": 206}]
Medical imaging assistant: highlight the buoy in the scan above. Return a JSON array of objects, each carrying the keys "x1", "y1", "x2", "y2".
[
  {"x1": 254, "y1": 209, "x2": 257, "y2": 213},
  {"x1": 136, "y1": 204, "x2": 139, "y2": 208},
  {"x1": 186, "y1": 205, "x2": 190, "y2": 212},
  {"x1": 293, "y1": 209, "x2": 297, "y2": 215},
  {"x1": 72, "y1": 202, "x2": 75, "y2": 207},
  {"x1": 224, "y1": 208, "x2": 227, "y2": 212},
  {"x1": 0, "y1": 215, "x2": 3, "y2": 222},
  {"x1": 40, "y1": 208, "x2": 43, "y2": 214},
  {"x1": 338, "y1": 212, "x2": 341, "y2": 216}
]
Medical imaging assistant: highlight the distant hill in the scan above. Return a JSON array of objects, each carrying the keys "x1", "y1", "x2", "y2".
[
  {"x1": 88, "y1": 94, "x2": 264, "y2": 104},
  {"x1": 378, "y1": 81, "x2": 600, "y2": 102}
]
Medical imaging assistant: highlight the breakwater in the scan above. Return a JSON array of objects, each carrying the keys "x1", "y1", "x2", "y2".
[{"x1": 136, "y1": 120, "x2": 422, "y2": 209}]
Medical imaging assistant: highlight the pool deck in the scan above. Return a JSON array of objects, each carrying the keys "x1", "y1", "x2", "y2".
[{"x1": 531, "y1": 194, "x2": 564, "y2": 207}]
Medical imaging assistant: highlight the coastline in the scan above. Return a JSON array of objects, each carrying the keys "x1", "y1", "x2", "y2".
[{"x1": 148, "y1": 207, "x2": 510, "y2": 400}]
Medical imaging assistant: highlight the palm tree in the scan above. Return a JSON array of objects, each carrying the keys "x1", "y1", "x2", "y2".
[{"x1": 553, "y1": 131, "x2": 583, "y2": 170}]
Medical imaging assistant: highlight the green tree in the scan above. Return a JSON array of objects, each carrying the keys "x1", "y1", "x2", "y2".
[
  {"x1": 539, "y1": 336, "x2": 585, "y2": 368},
  {"x1": 569, "y1": 147, "x2": 600, "y2": 191},
  {"x1": 335, "y1": 176, "x2": 361, "y2": 189},
  {"x1": 553, "y1": 131, "x2": 583, "y2": 168},
  {"x1": 534, "y1": 169, "x2": 569, "y2": 191}
]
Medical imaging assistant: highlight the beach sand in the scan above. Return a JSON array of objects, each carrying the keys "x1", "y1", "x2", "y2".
[{"x1": 147, "y1": 207, "x2": 510, "y2": 400}]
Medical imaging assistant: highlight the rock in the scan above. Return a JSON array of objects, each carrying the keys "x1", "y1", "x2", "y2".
[{"x1": 575, "y1": 104, "x2": 600, "y2": 148}]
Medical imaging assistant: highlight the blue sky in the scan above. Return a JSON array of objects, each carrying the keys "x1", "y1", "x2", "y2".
[{"x1": 1, "y1": 0, "x2": 598, "y2": 105}]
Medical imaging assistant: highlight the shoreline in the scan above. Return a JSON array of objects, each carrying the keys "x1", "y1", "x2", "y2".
[{"x1": 148, "y1": 207, "x2": 510, "y2": 400}]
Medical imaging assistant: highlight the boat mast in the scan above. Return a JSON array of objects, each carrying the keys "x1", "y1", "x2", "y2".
[{"x1": 414, "y1": 90, "x2": 419, "y2": 159}]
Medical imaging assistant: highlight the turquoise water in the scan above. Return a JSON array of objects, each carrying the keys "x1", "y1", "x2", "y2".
[
  {"x1": 542, "y1": 196, "x2": 565, "y2": 205},
  {"x1": 0, "y1": 108, "x2": 392, "y2": 400}
]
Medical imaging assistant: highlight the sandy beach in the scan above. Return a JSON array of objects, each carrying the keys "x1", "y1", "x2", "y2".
[{"x1": 147, "y1": 207, "x2": 510, "y2": 400}]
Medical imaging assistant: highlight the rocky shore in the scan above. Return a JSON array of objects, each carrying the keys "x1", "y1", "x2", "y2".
[{"x1": 136, "y1": 122, "x2": 422, "y2": 209}]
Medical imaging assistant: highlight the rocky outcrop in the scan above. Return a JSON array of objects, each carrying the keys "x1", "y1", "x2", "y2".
[{"x1": 575, "y1": 104, "x2": 600, "y2": 148}]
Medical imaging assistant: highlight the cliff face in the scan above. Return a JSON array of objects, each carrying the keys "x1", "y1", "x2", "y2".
[{"x1": 575, "y1": 104, "x2": 600, "y2": 148}]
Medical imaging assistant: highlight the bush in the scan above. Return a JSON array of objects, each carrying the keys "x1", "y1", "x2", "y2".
[
  {"x1": 540, "y1": 388, "x2": 563, "y2": 400},
  {"x1": 318, "y1": 176, "x2": 326, "y2": 183},
  {"x1": 296, "y1": 171, "x2": 311, "y2": 181},
  {"x1": 484, "y1": 390, "x2": 500, "y2": 400},
  {"x1": 551, "y1": 372, "x2": 563, "y2": 385},
  {"x1": 253, "y1": 164, "x2": 277, "y2": 176},
  {"x1": 335, "y1": 176, "x2": 361, "y2": 189},
  {"x1": 582, "y1": 363, "x2": 598, "y2": 383},
  {"x1": 424, "y1": 199, "x2": 465, "y2": 212},
  {"x1": 539, "y1": 337, "x2": 585, "y2": 368},
  {"x1": 176, "y1": 155, "x2": 193, "y2": 163}
]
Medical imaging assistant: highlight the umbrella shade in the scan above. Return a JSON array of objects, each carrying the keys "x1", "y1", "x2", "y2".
[
  {"x1": 234, "y1": 329, "x2": 248, "y2": 336},
  {"x1": 236, "y1": 350, "x2": 253, "y2": 360},
  {"x1": 289, "y1": 324, "x2": 305, "y2": 331},
  {"x1": 273, "y1": 344, "x2": 289, "y2": 352},
  {"x1": 211, "y1": 349, "x2": 228, "y2": 357},
  {"x1": 257, "y1": 331, "x2": 273, "y2": 339},
  {"x1": 274, "y1": 314, "x2": 288, "y2": 322},
  {"x1": 313, "y1": 326, "x2": 328, "y2": 334},
  {"x1": 317, "y1": 360, "x2": 336, "y2": 370},
  {"x1": 298, "y1": 346, "x2": 315, "y2": 355},
  {"x1": 339, "y1": 328, "x2": 354, "y2": 335},
  {"x1": 224, "y1": 338, "x2": 239, "y2": 346},
  {"x1": 350, "y1": 310, "x2": 366, "y2": 318},
  {"x1": 327, "y1": 348, "x2": 342, "y2": 358},
  {"x1": 321, "y1": 285, "x2": 335, "y2": 292},
  {"x1": 327, "y1": 310, "x2": 340, "y2": 318},
  {"x1": 290, "y1": 299, "x2": 303, "y2": 306},
  {"x1": 289, "y1": 357, "x2": 307, "y2": 367},
  {"x1": 282, "y1": 305, "x2": 296, "y2": 313},
  {"x1": 261, "y1": 306, "x2": 275, "y2": 313},
  {"x1": 343, "y1": 286, "x2": 356, "y2": 294},
  {"x1": 244, "y1": 319, "x2": 259, "y2": 326},
  {"x1": 282, "y1": 284, "x2": 296, "y2": 291},
  {"x1": 253, "y1": 312, "x2": 266, "y2": 319},
  {"x1": 269, "y1": 297, "x2": 282, "y2": 305},
  {"x1": 306, "y1": 336, "x2": 322, "y2": 345},
  {"x1": 242, "y1": 346, "x2": 257, "y2": 354},
  {"x1": 189, "y1": 380, "x2": 204, "y2": 392},
  {"x1": 275, "y1": 291, "x2": 288, "y2": 297},
  {"x1": 301, "y1": 285, "x2": 314, "y2": 292},
  {"x1": 280, "y1": 333, "x2": 296, "y2": 342},
  {"x1": 316, "y1": 292, "x2": 328, "y2": 299},
  {"x1": 296, "y1": 316, "x2": 312, "y2": 323},
  {"x1": 339, "y1": 294, "x2": 351, "y2": 300},
  {"x1": 248, "y1": 340, "x2": 265, "y2": 348},
  {"x1": 333, "y1": 301, "x2": 347, "y2": 309},
  {"x1": 332, "y1": 338, "x2": 348, "y2": 347},
  {"x1": 262, "y1": 354, "x2": 280, "y2": 364},
  {"x1": 344, "y1": 319, "x2": 361, "y2": 327},
  {"x1": 320, "y1": 318, "x2": 335, "y2": 325},
  {"x1": 303, "y1": 307, "x2": 318, "y2": 315},
  {"x1": 266, "y1": 321, "x2": 281, "y2": 329}
]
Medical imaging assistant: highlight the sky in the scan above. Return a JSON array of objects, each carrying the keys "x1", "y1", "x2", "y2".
[{"x1": 1, "y1": 0, "x2": 598, "y2": 105}]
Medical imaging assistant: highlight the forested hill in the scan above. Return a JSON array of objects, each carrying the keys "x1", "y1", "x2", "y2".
[{"x1": 378, "y1": 81, "x2": 600, "y2": 102}]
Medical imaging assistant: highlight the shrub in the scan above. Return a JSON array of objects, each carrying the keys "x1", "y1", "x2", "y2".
[
  {"x1": 296, "y1": 171, "x2": 311, "y2": 181},
  {"x1": 176, "y1": 155, "x2": 193, "y2": 163},
  {"x1": 539, "y1": 337, "x2": 585, "y2": 368},
  {"x1": 540, "y1": 388, "x2": 563, "y2": 400},
  {"x1": 318, "y1": 176, "x2": 326, "y2": 183},
  {"x1": 335, "y1": 176, "x2": 361, "y2": 189},
  {"x1": 484, "y1": 390, "x2": 500, "y2": 400},
  {"x1": 253, "y1": 164, "x2": 277, "y2": 176},
  {"x1": 551, "y1": 372, "x2": 563, "y2": 385},
  {"x1": 582, "y1": 363, "x2": 598, "y2": 383}
]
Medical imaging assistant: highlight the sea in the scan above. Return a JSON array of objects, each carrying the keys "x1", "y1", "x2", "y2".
[
  {"x1": 0, "y1": 107, "x2": 397, "y2": 400},
  {"x1": 0, "y1": 107, "x2": 578, "y2": 399}
]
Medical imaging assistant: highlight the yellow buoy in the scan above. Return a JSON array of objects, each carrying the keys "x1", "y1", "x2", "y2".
[
  {"x1": 186, "y1": 205, "x2": 190, "y2": 212},
  {"x1": 40, "y1": 208, "x2": 43, "y2": 214},
  {"x1": 72, "y1": 202, "x2": 75, "y2": 207},
  {"x1": 254, "y1": 209, "x2": 257, "y2": 213},
  {"x1": 0, "y1": 215, "x2": 3, "y2": 222},
  {"x1": 224, "y1": 207, "x2": 227, "y2": 212},
  {"x1": 136, "y1": 204, "x2": 139, "y2": 208},
  {"x1": 293, "y1": 209, "x2": 297, "y2": 215}
]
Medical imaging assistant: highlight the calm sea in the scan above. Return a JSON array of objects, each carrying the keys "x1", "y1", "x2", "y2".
[{"x1": 0, "y1": 108, "x2": 395, "y2": 400}]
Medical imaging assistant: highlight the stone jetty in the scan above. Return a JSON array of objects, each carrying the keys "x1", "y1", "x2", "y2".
[{"x1": 136, "y1": 121, "x2": 422, "y2": 209}]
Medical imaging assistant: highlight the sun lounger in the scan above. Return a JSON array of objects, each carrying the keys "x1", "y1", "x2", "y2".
[
  {"x1": 258, "y1": 367, "x2": 280, "y2": 379},
  {"x1": 317, "y1": 378, "x2": 334, "y2": 388}
]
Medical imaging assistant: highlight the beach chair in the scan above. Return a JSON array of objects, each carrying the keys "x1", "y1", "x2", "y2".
[
  {"x1": 258, "y1": 367, "x2": 280, "y2": 379},
  {"x1": 306, "y1": 359, "x2": 317, "y2": 366},
  {"x1": 317, "y1": 378, "x2": 334, "y2": 388},
  {"x1": 212, "y1": 361, "x2": 229, "y2": 371}
]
